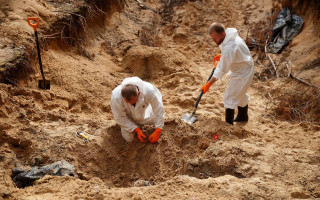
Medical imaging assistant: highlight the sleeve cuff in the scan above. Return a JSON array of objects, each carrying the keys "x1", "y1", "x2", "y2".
[{"x1": 213, "y1": 68, "x2": 224, "y2": 79}]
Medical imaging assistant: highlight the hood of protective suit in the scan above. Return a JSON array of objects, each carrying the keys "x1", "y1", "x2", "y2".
[
  {"x1": 121, "y1": 77, "x2": 145, "y2": 95},
  {"x1": 220, "y1": 28, "x2": 238, "y2": 49},
  {"x1": 214, "y1": 27, "x2": 253, "y2": 80}
]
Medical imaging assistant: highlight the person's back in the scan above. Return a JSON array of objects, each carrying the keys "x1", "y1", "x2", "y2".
[{"x1": 219, "y1": 28, "x2": 254, "y2": 78}]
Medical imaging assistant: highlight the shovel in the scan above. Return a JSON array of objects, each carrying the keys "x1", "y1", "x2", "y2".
[
  {"x1": 181, "y1": 54, "x2": 221, "y2": 124},
  {"x1": 27, "y1": 17, "x2": 50, "y2": 90}
]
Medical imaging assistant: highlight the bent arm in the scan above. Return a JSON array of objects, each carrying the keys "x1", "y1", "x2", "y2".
[
  {"x1": 146, "y1": 87, "x2": 164, "y2": 129},
  {"x1": 212, "y1": 47, "x2": 235, "y2": 80},
  {"x1": 110, "y1": 98, "x2": 138, "y2": 133}
]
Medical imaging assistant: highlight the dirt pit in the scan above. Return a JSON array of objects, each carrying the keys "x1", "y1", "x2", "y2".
[
  {"x1": 99, "y1": 118, "x2": 252, "y2": 187},
  {"x1": 6, "y1": 118, "x2": 250, "y2": 189},
  {"x1": 3, "y1": 117, "x2": 254, "y2": 189}
]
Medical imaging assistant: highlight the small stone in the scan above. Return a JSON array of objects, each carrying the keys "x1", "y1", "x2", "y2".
[
  {"x1": 133, "y1": 180, "x2": 150, "y2": 187},
  {"x1": 93, "y1": 185, "x2": 99, "y2": 192},
  {"x1": 199, "y1": 142, "x2": 209, "y2": 149},
  {"x1": 291, "y1": 191, "x2": 310, "y2": 199}
]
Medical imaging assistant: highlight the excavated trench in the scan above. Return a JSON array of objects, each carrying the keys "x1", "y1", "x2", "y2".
[
  {"x1": 5, "y1": 118, "x2": 253, "y2": 188},
  {"x1": 99, "y1": 120, "x2": 251, "y2": 187}
]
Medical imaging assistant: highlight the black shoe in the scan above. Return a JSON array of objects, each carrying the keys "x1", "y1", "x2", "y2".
[
  {"x1": 234, "y1": 105, "x2": 248, "y2": 122},
  {"x1": 225, "y1": 108, "x2": 234, "y2": 125}
]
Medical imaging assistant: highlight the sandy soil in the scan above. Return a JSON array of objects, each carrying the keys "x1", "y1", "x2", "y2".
[{"x1": 0, "y1": 0, "x2": 320, "y2": 199}]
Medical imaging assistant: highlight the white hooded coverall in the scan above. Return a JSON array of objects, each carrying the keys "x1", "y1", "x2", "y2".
[
  {"x1": 110, "y1": 77, "x2": 165, "y2": 142},
  {"x1": 213, "y1": 28, "x2": 254, "y2": 109}
]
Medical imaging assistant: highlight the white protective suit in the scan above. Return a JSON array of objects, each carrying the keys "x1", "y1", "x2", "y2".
[
  {"x1": 110, "y1": 77, "x2": 165, "y2": 142},
  {"x1": 213, "y1": 28, "x2": 254, "y2": 109}
]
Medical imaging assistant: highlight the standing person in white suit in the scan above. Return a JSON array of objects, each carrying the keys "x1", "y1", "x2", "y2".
[
  {"x1": 201, "y1": 22, "x2": 254, "y2": 125},
  {"x1": 111, "y1": 77, "x2": 165, "y2": 143}
]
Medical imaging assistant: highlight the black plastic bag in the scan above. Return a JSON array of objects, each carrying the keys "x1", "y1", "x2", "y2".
[
  {"x1": 12, "y1": 160, "x2": 77, "y2": 188},
  {"x1": 268, "y1": 8, "x2": 304, "y2": 53}
]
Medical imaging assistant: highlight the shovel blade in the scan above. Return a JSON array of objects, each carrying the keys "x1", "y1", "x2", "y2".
[
  {"x1": 181, "y1": 113, "x2": 199, "y2": 124},
  {"x1": 38, "y1": 80, "x2": 50, "y2": 90}
]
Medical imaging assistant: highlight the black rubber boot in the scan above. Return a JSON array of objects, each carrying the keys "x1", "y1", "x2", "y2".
[
  {"x1": 234, "y1": 105, "x2": 248, "y2": 122},
  {"x1": 225, "y1": 108, "x2": 234, "y2": 125}
]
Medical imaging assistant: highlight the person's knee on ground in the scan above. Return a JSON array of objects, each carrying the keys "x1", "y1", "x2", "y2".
[
  {"x1": 225, "y1": 108, "x2": 234, "y2": 125},
  {"x1": 121, "y1": 129, "x2": 135, "y2": 142},
  {"x1": 234, "y1": 104, "x2": 248, "y2": 122}
]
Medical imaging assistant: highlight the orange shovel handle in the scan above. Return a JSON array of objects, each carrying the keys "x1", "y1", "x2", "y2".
[{"x1": 27, "y1": 17, "x2": 40, "y2": 31}]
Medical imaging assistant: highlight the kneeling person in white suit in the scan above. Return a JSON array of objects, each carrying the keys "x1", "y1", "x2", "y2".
[{"x1": 111, "y1": 77, "x2": 165, "y2": 143}]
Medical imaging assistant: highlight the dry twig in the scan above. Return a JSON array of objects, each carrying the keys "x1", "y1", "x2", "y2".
[
  {"x1": 267, "y1": 54, "x2": 279, "y2": 78},
  {"x1": 264, "y1": 38, "x2": 277, "y2": 78},
  {"x1": 289, "y1": 74, "x2": 320, "y2": 90},
  {"x1": 264, "y1": 39, "x2": 278, "y2": 78},
  {"x1": 285, "y1": 62, "x2": 320, "y2": 89},
  {"x1": 135, "y1": 0, "x2": 158, "y2": 13},
  {"x1": 285, "y1": 63, "x2": 291, "y2": 77}
]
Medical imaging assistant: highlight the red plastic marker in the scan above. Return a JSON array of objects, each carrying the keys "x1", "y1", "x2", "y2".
[{"x1": 213, "y1": 134, "x2": 219, "y2": 140}]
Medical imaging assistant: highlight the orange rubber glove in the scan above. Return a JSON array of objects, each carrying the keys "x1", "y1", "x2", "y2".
[
  {"x1": 201, "y1": 82, "x2": 212, "y2": 94},
  {"x1": 149, "y1": 128, "x2": 162, "y2": 143},
  {"x1": 134, "y1": 128, "x2": 147, "y2": 143}
]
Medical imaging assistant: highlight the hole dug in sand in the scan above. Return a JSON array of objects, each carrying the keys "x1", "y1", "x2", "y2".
[
  {"x1": 95, "y1": 118, "x2": 252, "y2": 187},
  {"x1": 4, "y1": 116, "x2": 254, "y2": 189}
]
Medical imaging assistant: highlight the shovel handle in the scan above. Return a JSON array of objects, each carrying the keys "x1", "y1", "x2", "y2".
[
  {"x1": 206, "y1": 67, "x2": 215, "y2": 82},
  {"x1": 193, "y1": 54, "x2": 220, "y2": 111},
  {"x1": 27, "y1": 17, "x2": 40, "y2": 31},
  {"x1": 194, "y1": 67, "x2": 215, "y2": 109},
  {"x1": 194, "y1": 90, "x2": 204, "y2": 109},
  {"x1": 28, "y1": 17, "x2": 46, "y2": 83}
]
